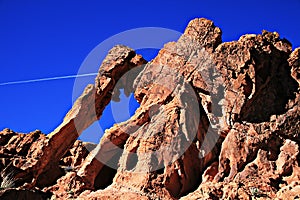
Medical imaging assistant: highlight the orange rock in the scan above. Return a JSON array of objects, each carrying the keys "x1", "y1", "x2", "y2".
[{"x1": 1, "y1": 18, "x2": 300, "y2": 199}]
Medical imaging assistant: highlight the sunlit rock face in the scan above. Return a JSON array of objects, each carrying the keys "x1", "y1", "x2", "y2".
[{"x1": 1, "y1": 18, "x2": 300, "y2": 200}]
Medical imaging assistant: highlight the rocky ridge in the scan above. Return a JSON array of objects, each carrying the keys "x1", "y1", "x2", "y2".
[{"x1": 0, "y1": 18, "x2": 299, "y2": 199}]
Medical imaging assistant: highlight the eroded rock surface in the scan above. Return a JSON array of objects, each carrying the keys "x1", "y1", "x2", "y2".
[{"x1": 0, "y1": 18, "x2": 299, "y2": 199}]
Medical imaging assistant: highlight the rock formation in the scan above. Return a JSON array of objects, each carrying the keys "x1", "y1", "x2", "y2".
[{"x1": 0, "y1": 18, "x2": 299, "y2": 199}]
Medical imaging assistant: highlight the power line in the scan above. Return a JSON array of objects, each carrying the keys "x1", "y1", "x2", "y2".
[{"x1": 0, "y1": 73, "x2": 98, "y2": 86}]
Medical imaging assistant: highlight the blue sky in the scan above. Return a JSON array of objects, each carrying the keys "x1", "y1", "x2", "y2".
[{"x1": 0, "y1": 0, "x2": 300, "y2": 143}]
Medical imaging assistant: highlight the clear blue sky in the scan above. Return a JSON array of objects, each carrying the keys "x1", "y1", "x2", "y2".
[{"x1": 1, "y1": 0, "x2": 300, "y2": 143}]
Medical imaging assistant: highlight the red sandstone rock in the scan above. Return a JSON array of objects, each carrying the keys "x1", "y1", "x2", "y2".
[{"x1": 0, "y1": 18, "x2": 300, "y2": 199}]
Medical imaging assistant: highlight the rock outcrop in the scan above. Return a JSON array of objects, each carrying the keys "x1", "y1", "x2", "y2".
[{"x1": 0, "y1": 18, "x2": 299, "y2": 199}]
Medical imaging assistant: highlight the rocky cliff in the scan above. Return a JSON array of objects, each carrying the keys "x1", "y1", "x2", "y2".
[{"x1": 0, "y1": 18, "x2": 299, "y2": 199}]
